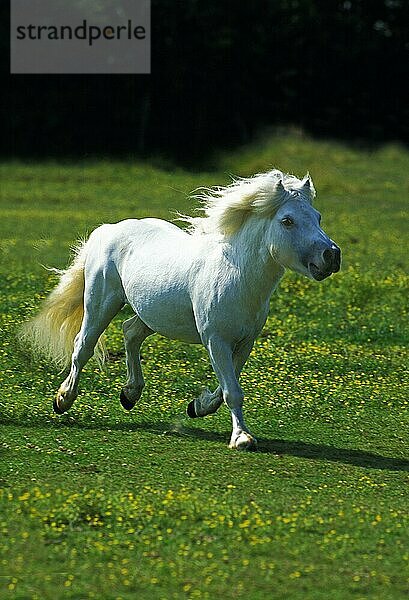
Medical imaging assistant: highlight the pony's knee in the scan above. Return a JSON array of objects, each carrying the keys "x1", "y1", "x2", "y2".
[{"x1": 223, "y1": 388, "x2": 244, "y2": 409}]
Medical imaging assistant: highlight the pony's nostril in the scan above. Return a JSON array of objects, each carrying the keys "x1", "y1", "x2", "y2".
[
  {"x1": 333, "y1": 247, "x2": 341, "y2": 270},
  {"x1": 322, "y1": 248, "x2": 333, "y2": 266},
  {"x1": 322, "y1": 246, "x2": 341, "y2": 272}
]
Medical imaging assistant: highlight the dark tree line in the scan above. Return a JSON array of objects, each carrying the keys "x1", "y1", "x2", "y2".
[{"x1": 2, "y1": 0, "x2": 409, "y2": 161}]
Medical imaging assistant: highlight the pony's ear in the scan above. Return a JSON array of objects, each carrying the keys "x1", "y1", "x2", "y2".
[
  {"x1": 274, "y1": 179, "x2": 288, "y2": 202},
  {"x1": 302, "y1": 175, "x2": 316, "y2": 199},
  {"x1": 274, "y1": 179, "x2": 287, "y2": 198}
]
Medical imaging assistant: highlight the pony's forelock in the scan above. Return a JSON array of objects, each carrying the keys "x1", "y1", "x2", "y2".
[{"x1": 183, "y1": 169, "x2": 316, "y2": 236}]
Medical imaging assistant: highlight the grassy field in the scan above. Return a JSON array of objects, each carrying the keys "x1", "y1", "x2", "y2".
[{"x1": 0, "y1": 135, "x2": 408, "y2": 599}]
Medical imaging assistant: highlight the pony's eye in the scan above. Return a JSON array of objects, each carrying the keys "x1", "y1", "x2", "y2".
[{"x1": 281, "y1": 217, "x2": 294, "y2": 227}]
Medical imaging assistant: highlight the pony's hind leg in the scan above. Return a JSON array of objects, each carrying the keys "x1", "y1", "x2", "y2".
[
  {"x1": 54, "y1": 274, "x2": 124, "y2": 414},
  {"x1": 120, "y1": 314, "x2": 153, "y2": 410}
]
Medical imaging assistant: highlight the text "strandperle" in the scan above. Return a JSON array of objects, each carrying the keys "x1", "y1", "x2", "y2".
[{"x1": 15, "y1": 20, "x2": 146, "y2": 46}]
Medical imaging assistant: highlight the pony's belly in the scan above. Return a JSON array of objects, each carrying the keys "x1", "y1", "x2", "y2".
[
  {"x1": 127, "y1": 289, "x2": 202, "y2": 344},
  {"x1": 136, "y1": 307, "x2": 201, "y2": 344},
  {"x1": 154, "y1": 322, "x2": 202, "y2": 344}
]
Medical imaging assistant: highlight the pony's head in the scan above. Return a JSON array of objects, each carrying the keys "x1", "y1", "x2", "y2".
[
  {"x1": 187, "y1": 169, "x2": 341, "y2": 280},
  {"x1": 267, "y1": 175, "x2": 341, "y2": 281}
]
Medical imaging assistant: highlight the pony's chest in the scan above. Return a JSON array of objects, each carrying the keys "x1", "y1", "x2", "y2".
[{"x1": 195, "y1": 285, "x2": 271, "y2": 342}]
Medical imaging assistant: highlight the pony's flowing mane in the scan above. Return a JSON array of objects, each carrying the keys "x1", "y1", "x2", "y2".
[{"x1": 185, "y1": 169, "x2": 316, "y2": 236}]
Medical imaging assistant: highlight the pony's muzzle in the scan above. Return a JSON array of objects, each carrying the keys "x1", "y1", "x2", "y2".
[
  {"x1": 309, "y1": 243, "x2": 341, "y2": 280},
  {"x1": 322, "y1": 245, "x2": 341, "y2": 273}
]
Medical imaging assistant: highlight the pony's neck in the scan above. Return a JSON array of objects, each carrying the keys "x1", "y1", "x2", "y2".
[{"x1": 226, "y1": 217, "x2": 284, "y2": 298}]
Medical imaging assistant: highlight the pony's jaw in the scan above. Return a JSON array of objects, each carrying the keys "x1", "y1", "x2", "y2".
[{"x1": 269, "y1": 246, "x2": 311, "y2": 278}]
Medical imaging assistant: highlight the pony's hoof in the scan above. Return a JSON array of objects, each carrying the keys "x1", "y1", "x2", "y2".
[
  {"x1": 120, "y1": 389, "x2": 136, "y2": 411},
  {"x1": 229, "y1": 432, "x2": 258, "y2": 451},
  {"x1": 186, "y1": 400, "x2": 198, "y2": 418},
  {"x1": 53, "y1": 398, "x2": 65, "y2": 415}
]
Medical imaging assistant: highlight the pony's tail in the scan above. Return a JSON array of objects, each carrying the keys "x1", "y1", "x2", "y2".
[{"x1": 20, "y1": 241, "x2": 105, "y2": 369}]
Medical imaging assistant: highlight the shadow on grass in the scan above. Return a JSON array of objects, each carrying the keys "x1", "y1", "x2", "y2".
[
  {"x1": 256, "y1": 437, "x2": 409, "y2": 472},
  {"x1": 146, "y1": 424, "x2": 409, "y2": 471},
  {"x1": 2, "y1": 413, "x2": 408, "y2": 472}
]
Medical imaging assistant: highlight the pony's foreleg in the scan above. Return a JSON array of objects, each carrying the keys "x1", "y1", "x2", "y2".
[
  {"x1": 186, "y1": 339, "x2": 253, "y2": 419},
  {"x1": 54, "y1": 290, "x2": 123, "y2": 414},
  {"x1": 120, "y1": 314, "x2": 153, "y2": 410},
  {"x1": 186, "y1": 386, "x2": 223, "y2": 418},
  {"x1": 205, "y1": 336, "x2": 256, "y2": 451}
]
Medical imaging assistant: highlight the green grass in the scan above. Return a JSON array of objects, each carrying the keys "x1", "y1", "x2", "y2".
[{"x1": 1, "y1": 135, "x2": 408, "y2": 600}]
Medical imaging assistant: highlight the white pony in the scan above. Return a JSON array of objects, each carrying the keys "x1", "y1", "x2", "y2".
[{"x1": 22, "y1": 169, "x2": 340, "y2": 450}]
